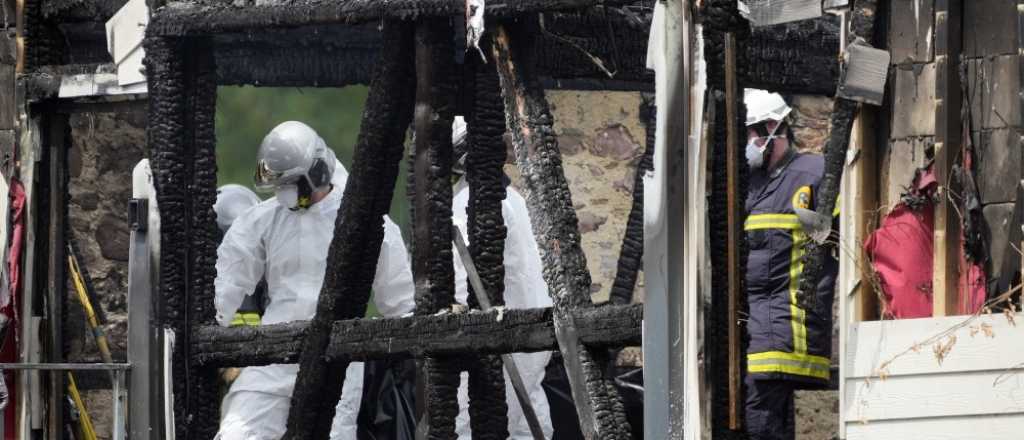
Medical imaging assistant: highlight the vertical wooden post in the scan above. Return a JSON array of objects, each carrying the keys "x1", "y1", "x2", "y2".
[
  {"x1": 45, "y1": 114, "x2": 67, "y2": 440},
  {"x1": 282, "y1": 22, "x2": 415, "y2": 440},
  {"x1": 852, "y1": 109, "x2": 879, "y2": 322},
  {"x1": 410, "y1": 18, "x2": 459, "y2": 440},
  {"x1": 723, "y1": 32, "x2": 742, "y2": 431},
  {"x1": 932, "y1": 0, "x2": 962, "y2": 317}
]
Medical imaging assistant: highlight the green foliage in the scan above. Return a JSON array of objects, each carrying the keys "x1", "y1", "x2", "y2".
[{"x1": 216, "y1": 86, "x2": 409, "y2": 317}]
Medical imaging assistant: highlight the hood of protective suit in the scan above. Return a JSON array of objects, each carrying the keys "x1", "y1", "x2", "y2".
[
  {"x1": 451, "y1": 185, "x2": 554, "y2": 439},
  {"x1": 214, "y1": 157, "x2": 413, "y2": 402}
]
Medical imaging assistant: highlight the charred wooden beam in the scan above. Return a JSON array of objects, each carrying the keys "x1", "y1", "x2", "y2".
[
  {"x1": 608, "y1": 93, "x2": 654, "y2": 305},
  {"x1": 143, "y1": 35, "x2": 219, "y2": 439},
  {"x1": 410, "y1": 18, "x2": 460, "y2": 440},
  {"x1": 193, "y1": 304, "x2": 643, "y2": 367},
  {"x1": 464, "y1": 37, "x2": 510, "y2": 439},
  {"x1": 701, "y1": 0, "x2": 750, "y2": 437},
  {"x1": 188, "y1": 37, "x2": 221, "y2": 440},
  {"x1": 795, "y1": 0, "x2": 880, "y2": 309},
  {"x1": 282, "y1": 21, "x2": 416, "y2": 440},
  {"x1": 744, "y1": 17, "x2": 841, "y2": 95},
  {"x1": 147, "y1": 0, "x2": 633, "y2": 36},
  {"x1": 492, "y1": 21, "x2": 630, "y2": 439}
]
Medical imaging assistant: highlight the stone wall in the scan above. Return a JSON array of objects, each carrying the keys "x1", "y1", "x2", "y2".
[
  {"x1": 506, "y1": 89, "x2": 648, "y2": 305},
  {"x1": 65, "y1": 109, "x2": 146, "y2": 439}
]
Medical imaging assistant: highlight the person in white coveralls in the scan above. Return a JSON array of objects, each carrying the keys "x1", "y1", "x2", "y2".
[
  {"x1": 213, "y1": 121, "x2": 415, "y2": 440},
  {"x1": 449, "y1": 116, "x2": 555, "y2": 439}
]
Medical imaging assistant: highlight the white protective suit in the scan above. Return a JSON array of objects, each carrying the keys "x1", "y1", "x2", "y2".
[
  {"x1": 214, "y1": 160, "x2": 415, "y2": 440},
  {"x1": 451, "y1": 182, "x2": 555, "y2": 439}
]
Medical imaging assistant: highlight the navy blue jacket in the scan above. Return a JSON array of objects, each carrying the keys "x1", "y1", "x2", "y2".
[{"x1": 744, "y1": 151, "x2": 838, "y2": 387}]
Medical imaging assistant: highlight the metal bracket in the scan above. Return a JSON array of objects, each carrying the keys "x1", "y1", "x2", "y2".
[{"x1": 128, "y1": 198, "x2": 148, "y2": 232}]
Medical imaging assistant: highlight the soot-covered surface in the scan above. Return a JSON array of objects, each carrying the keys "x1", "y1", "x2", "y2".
[
  {"x1": 283, "y1": 21, "x2": 417, "y2": 440},
  {"x1": 493, "y1": 20, "x2": 631, "y2": 439},
  {"x1": 702, "y1": 0, "x2": 750, "y2": 438}
]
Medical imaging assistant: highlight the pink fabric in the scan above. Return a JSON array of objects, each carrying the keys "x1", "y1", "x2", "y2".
[
  {"x1": 5, "y1": 179, "x2": 24, "y2": 319},
  {"x1": 864, "y1": 199, "x2": 936, "y2": 319},
  {"x1": 864, "y1": 168, "x2": 986, "y2": 319}
]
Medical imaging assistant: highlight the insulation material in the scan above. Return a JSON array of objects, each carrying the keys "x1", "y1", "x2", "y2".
[
  {"x1": 741, "y1": 0, "x2": 822, "y2": 27},
  {"x1": 105, "y1": 0, "x2": 149, "y2": 86},
  {"x1": 864, "y1": 168, "x2": 986, "y2": 319},
  {"x1": 837, "y1": 39, "x2": 890, "y2": 106}
]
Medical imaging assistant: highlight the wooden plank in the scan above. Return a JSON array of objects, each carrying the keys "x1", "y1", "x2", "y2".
[
  {"x1": 45, "y1": 114, "x2": 66, "y2": 440},
  {"x1": 845, "y1": 312, "x2": 1024, "y2": 378},
  {"x1": 932, "y1": 1, "x2": 963, "y2": 317},
  {"x1": 16, "y1": 116, "x2": 40, "y2": 439},
  {"x1": 851, "y1": 108, "x2": 876, "y2": 321},
  {"x1": 845, "y1": 414, "x2": 1024, "y2": 440},
  {"x1": 723, "y1": 32, "x2": 742, "y2": 431},
  {"x1": 845, "y1": 370, "x2": 1024, "y2": 421}
]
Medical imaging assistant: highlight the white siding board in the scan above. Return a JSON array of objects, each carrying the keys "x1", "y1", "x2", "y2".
[
  {"x1": 844, "y1": 369, "x2": 1024, "y2": 421},
  {"x1": 845, "y1": 414, "x2": 1024, "y2": 440},
  {"x1": 845, "y1": 313, "x2": 1024, "y2": 378}
]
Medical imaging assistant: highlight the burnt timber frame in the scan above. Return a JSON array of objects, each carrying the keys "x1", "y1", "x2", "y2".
[
  {"x1": 10, "y1": 0, "x2": 848, "y2": 437},
  {"x1": 141, "y1": 2, "x2": 642, "y2": 439}
]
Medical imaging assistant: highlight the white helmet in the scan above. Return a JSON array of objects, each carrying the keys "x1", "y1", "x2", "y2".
[
  {"x1": 214, "y1": 184, "x2": 261, "y2": 232},
  {"x1": 253, "y1": 121, "x2": 337, "y2": 193},
  {"x1": 744, "y1": 88, "x2": 791, "y2": 126}
]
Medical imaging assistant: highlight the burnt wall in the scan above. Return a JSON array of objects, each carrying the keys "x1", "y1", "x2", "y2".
[{"x1": 881, "y1": 0, "x2": 1021, "y2": 287}]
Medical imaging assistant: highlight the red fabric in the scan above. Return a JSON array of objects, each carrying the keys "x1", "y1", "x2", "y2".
[
  {"x1": 2, "y1": 179, "x2": 24, "y2": 438},
  {"x1": 864, "y1": 197, "x2": 936, "y2": 319},
  {"x1": 5, "y1": 179, "x2": 24, "y2": 319},
  {"x1": 864, "y1": 168, "x2": 986, "y2": 319}
]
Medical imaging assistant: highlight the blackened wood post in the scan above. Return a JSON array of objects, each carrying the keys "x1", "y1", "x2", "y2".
[
  {"x1": 143, "y1": 35, "x2": 220, "y2": 439},
  {"x1": 931, "y1": 0, "x2": 963, "y2": 316},
  {"x1": 410, "y1": 18, "x2": 459, "y2": 440},
  {"x1": 189, "y1": 37, "x2": 221, "y2": 440},
  {"x1": 491, "y1": 22, "x2": 631, "y2": 439},
  {"x1": 465, "y1": 36, "x2": 510, "y2": 439},
  {"x1": 607, "y1": 94, "x2": 655, "y2": 306},
  {"x1": 795, "y1": 0, "x2": 880, "y2": 308},
  {"x1": 282, "y1": 21, "x2": 416, "y2": 440}
]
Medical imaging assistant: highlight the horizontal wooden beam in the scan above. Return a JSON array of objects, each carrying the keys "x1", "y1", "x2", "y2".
[{"x1": 192, "y1": 304, "x2": 642, "y2": 367}]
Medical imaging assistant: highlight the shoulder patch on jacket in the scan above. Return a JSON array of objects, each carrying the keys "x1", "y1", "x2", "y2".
[{"x1": 792, "y1": 185, "x2": 812, "y2": 211}]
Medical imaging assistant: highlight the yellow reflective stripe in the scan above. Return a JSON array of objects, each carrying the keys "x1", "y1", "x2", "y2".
[
  {"x1": 833, "y1": 194, "x2": 841, "y2": 217},
  {"x1": 790, "y1": 229, "x2": 808, "y2": 354},
  {"x1": 748, "y1": 351, "x2": 830, "y2": 367},
  {"x1": 747, "y1": 362, "x2": 830, "y2": 380},
  {"x1": 230, "y1": 312, "x2": 262, "y2": 327},
  {"x1": 748, "y1": 351, "x2": 831, "y2": 380},
  {"x1": 744, "y1": 214, "x2": 801, "y2": 231}
]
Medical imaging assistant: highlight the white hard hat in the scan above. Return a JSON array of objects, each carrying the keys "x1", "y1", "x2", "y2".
[
  {"x1": 744, "y1": 88, "x2": 792, "y2": 126},
  {"x1": 214, "y1": 184, "x2": 261, "y2": 232},
  {"x1": 253, "y1": 121, "x2": 337, "y2": 193}
]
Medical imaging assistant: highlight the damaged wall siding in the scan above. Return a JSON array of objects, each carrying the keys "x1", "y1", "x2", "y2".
[
  {"x1": 882, "y1": 0, "x2": 1022, "y2": 285},
  {"x1": 964, "y1": 0, "x2": 1022, "y2": 282}
]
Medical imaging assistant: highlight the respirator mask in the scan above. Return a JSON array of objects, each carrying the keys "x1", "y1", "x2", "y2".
[
  {"x1": 745, "y1": 121, "x2": 784, "y2": 169},
  {"x1": 274, "y1": 179, "x2": 315, "y2": 211}
]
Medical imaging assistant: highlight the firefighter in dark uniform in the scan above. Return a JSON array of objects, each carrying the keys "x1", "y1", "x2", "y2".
[{"x1": 743, "y1": 89, "x2": 839, "y2": 440}]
